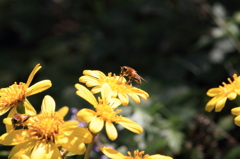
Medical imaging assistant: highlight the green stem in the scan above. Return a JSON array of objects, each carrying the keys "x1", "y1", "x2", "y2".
[{"x1": 84, "y1": 133, "x2": 97, "y2": 159}]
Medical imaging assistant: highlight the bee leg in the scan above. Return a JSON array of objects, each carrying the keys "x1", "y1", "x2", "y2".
[{"x1": 118, "y1": 75, "x2": 124, "y2": 83}]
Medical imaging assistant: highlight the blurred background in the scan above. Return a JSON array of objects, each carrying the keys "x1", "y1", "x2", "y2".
[{"x1": 1, "y1": 0, "x2": 240, "y2": 158}]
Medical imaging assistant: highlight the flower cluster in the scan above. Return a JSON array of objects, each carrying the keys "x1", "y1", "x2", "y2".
[
  {"x1": 205, "y1": 74, "x2": 240, "y2": 127},
  {"x1": 0, "y1": 64, "x2": 173, "y2": 159}
]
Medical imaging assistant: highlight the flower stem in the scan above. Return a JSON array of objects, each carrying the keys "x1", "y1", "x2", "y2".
[{"x1": 84, "y1": 133, "x2": 97, "y2": 159}]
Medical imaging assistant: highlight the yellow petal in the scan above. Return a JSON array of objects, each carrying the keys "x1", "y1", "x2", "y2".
[
  {"x1": 205, "y1": 96, "x2": 220, "y2": 112},
  {"x1": 77, "y1": 108, "x2": 95, "y2": 122},
  {"x1": 105, "y1": 122, "x2": 118, "y2": 141},
  {"x1": 109, "y1": 98, "x2": 122, "y2": 109},
  {"x1": 100, "y1": 147, "x2": 125, "y2": 159},
  {"x1": 101, "y1": 83, "x2": 112, "y2": 103},
  {"x1": 234, "y1": 115, "x2": 240, "y2": 126},
  {"x1": 206, "y1": 88, "x2": 221, "y2": 97},
  {"x1": 79, "y1": 76, "x2": 99, "y2": 87},
  {"x1": 128, "y1": 93, "x2": 140, "y2": 104},
  {"x1": 57, "y1": 106, "x2": 69, "y2": 118},
  {"x1": 41, "y1": 95, "x2": 55, "y2": 115},
  {"x1": 60, "y1": 126, "x2": 92, "y2": 143},
  {"x1": 118, "y1": 117, "x2": 143, "y2": 134},
  {"x1": 0, "y1": 130, "x2": 29, "y2": 145},
  {"x1": 111, "y1": 91, "x2": 118, "y2": 98},
  {"x1": 26, "y1": 80, "x2": 52, "y2": 96},
  {"x1": 75, "y1": 84, "x2": 98, "y2": 106},
  {"x1": 150, "y1": 154, "x2": 173, "y2": 159},
  {"x1": 23, "y1": 99, "x2": 36, "y2": 115},
  {"x1": 3, "y1": 118, "x2": 12, "y2": 125},
  {"x1": 0, "y1": 106, "x2": 11, "y2": 116},
  {"x1": 215, "y1": 97, "x2": 227, "y2": 112},
  {"x1": 89, "y1": 117, "x2": 104, "y2": 133},
  {"x1": 135, "y1": 89, "x2": 149, "y2": 100},
  {"x1": 8, "y1": 139, "x2": 35, "y2": 159},
  {"x1": 231, "y1": 107, "x2": 240, "y2": 115},
  {"x1": 31, "y1": 141, "x2": 61, "y2": 159},
  {"x1": 59, "y1": 136, "x2": 87, "y2": 155},
  {"x1": 235, "y1": 88, "x2": 240, "y2": 95},
  {"x1": 83, "y1": 70, "x2": 106, "y2": 79},
  {"x1": 227, "y1": 92, "x2": 237, "y2": 100},
  {"x1": 118, "y1": 93, "x2": 129, "y2": 106},
  {"x1": 6, "y1": 106, "x2": 18, "y2": 132},
  {"x1": 26, "y1": 64, "x2": 41, "y2": 88},
  {"x1": 61, "y1": 120, "x2": 79, "y2": 128},
  {"x1": 91, "y1": 86, "x2": 102, "y2": 94}
]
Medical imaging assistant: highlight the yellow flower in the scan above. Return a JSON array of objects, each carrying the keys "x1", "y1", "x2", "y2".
[
  {"x1": 79, "y1": 70, "x2": 149, "y2": 106},
  {"x1": 0, "y1": 63, "x2": 52, "y2": 116},
  {"x1": 75, "y1": 83, "x2": 143, "y2": 140},
  {"x1": 205, "y1": 74, "x2": 240, "y2": 112},
  {"x1": 0, "y1": 95, "x2": 92, "y2": 159},
  {"x1": 231, "y1": 107, "x2": 240, "y2": 126},
  {"x1": 100, "y1": 147, "x2": 173, "y2": 159}
]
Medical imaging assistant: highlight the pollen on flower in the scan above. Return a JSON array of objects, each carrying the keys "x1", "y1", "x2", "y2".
[
  {"x1": 28, "y1": 113, "x2": 64, "y2": 143},
  {"x1": 0, "y1": 82, "x2": 27, "y2": 108},
  {"x1": 126, "y1": 150, "x2": 150, "y2": 159},
  {"x1": 95, "y1": 105, "x2": 122, "y2": 123}
]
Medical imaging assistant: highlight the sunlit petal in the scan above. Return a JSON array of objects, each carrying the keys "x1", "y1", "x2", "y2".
[
  {"x1": 215, "y1": 97, "x2": 227, "y2": 112},
  {"x1": 26, "y1": 64, "x2": 41, "y2": 87},
  {"x1": 89, "y1": 117, "x2": 104, "y2": 133},
  {"x1": 41, "y1": 95, "x2": 55, "y2": 115},
  {"x1": 101, "y1": 83, "x2": 112, "y2": 103},
  {"x1": 83, "y1": 70, "x2": 106, "y2": 79},
  {"x1": 128, "y1": 93, "x2": 140, "y2": 104},
  {"x1": 23, "y1": 100, "x2": 36, "y2": 115},
  {"x1": 91, "y1": 86, "x2": 102, "y2": 94},
  {"x1": 59, "y1": 136, "x2": 87, "y2": 155},
  {"x1": 234, "y1": 115, "x2": 240, "y2": 127},
  {"x1": 205, "y1": 96, "x2": 219, "y2": 112},
  {"x1": 26, "y1": 80, "x2": 52, "y2": 96},
  {"x1": 60, "y1": 126, "x2": 92, "y2": 143},
  {"x1": 77, "y1": 108, "x2": 95, "y2": 122},
  {"x1": 109, "y1": 98, "x2": 122, "y2": 109},
  {"x1": 57, "y1": 106, "x2": 69, "y2": 118},
  {"x1": 150, "y1": 154, "x2": 173, "y2": 159},
  {"x1": 105, "y1": 122, "x2": 118, "y2": 141},
  {"x1": 31, "y1": 141, "x2": 61, "y2": 159},
  {"x1": 232, "y1": 107, "x2": 240, "y2": 116},
  {"x1": 100, "y1": 147, "x2": 125, "y2": 159},
  {"x1": 79, "y1": 76, "x2": 99, "y2": 87},
  {"x1": 75, "y1": 84, "x2": 98, "y2": 106},
  {"x1": 0, "y1": 130, "x2": 30, "y2": 145},
  {"x1": 8, "y1": 139, "x2": 35, "y2": 159},
  {"x1": 5, "y1": 106, "x2": 17, "y2": 132},
  {"x1": 227, "y1": 92, "x2": 237, "y2": 100},
  {"x1": 118, "y1": 117, "x2": 143, "y2": 134},
  {"x1": 61, "y1": 120, "x2": 79, "y2": 128},
  {"x1": 118, "y1": 93, "x2": 129, "y2": 106},
  {"x1": 206, "y1": 88, "x2": 221, "y2": 97}
]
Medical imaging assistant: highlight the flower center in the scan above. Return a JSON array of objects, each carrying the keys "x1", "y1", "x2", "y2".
[
  {"x1": 219, "y1": 74, "x2": 240, "y2": 95},
  {"x1": 0, "y1": 82, "x2": 27, "y2": 108},
  {"x1": 99, "y1": 73, "x2": 133, "y2": 93},
  {"x1": 28, "y1": 113, "x2": 64, "y2": 143},
  {"x1": 125, "y1": 150, "x2": 150, "y2": 159},
  {"x1": 95, "y1": 104, "x2": 122, "y2": 123}
]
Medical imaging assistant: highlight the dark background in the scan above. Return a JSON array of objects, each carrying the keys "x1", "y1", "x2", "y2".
[{"x1": 1, "y1": 0, "x2": 240, "y2": 158}]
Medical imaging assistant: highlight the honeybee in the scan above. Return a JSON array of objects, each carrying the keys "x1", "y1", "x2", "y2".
[
  {"x1": 11, "y1": 113, "x2": 31, "y2": 129},
  {"x1": 120, "y1": 66, "x2": 147, "y2": 85}
]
